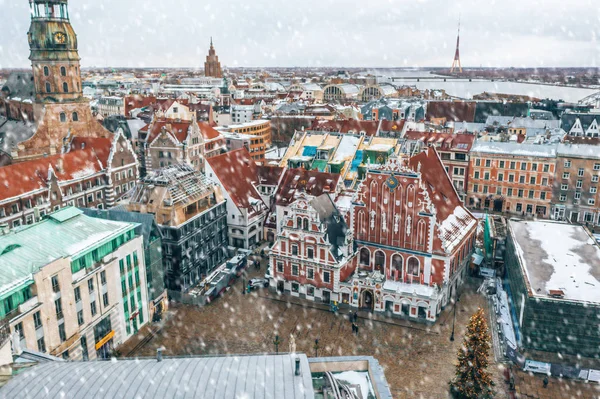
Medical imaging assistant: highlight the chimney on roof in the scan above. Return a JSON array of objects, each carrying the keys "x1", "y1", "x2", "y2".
[
  {"x1": 157, "y1": 347, "x2": 164, "y2": 362},
  {"x1": 56, "y1": 158, "x2": 64, "y2": 173}
]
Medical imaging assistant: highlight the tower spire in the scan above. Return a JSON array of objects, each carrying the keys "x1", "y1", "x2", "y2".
[{"x1": 450, "y1": 16, "x2": 462, "y2": 74}]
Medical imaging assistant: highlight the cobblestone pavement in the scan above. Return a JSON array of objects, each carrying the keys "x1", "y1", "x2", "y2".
[{"x1": 120, "y1": 267, "x2": 508, "y2": 398}]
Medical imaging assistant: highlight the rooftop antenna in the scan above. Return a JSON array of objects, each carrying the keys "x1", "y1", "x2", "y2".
[{"x1": 450, "y1": 15, "x2": 463, "y2": 74}]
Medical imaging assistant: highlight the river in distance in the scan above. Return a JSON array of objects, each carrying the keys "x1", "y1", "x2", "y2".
[{"x1": 369, "y1": 69, "x2": 598, "y2": 103}]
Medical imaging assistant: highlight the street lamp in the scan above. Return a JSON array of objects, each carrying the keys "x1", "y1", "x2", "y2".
[
  {"x1": 313, "y1": 339, "x2": 319, "y2": 357},
  {"x1": 273, "y1": 334, "x2": 281, "y2": 353},
  {"x1": 450, "y1": 293, "x2": 461, "y2": 341}
]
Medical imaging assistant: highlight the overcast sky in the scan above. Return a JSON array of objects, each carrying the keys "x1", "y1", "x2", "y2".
[{"x1": 1, "y1": 0, "x2": 598, "y2": 69}]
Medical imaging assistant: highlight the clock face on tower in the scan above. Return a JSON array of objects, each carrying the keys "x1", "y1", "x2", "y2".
[{"x1": 54, "y1": 32, "x2": 66, "y2": 44}]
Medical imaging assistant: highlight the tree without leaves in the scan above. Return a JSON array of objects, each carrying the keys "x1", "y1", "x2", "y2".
[{"x1": 450, "y1": 307, "x2": 495, "y2": 399}]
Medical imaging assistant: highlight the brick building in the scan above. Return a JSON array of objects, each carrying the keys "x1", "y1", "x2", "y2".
[
  {"x1": 402, "y1": 131, "x2": 475, "y2": 199},
  {"x1": 269, "y1": 193, "x2": 355, "y2": 303},
  {"x1": 204, "y1": 38, "x2": 223, "y2": 78},
  {"x1": 552, "y1": 143, "x2": 600, "y2": 224},
  {"x1": 140, "y1": 118, "x2": 225, "y2": 174},
  {"x1": 0, "y1": 131, "x2": 137, "y2": 229},
  {"x1": 12, "y1": 0, "x2": 113, "y2": 163},
  {"x1": 468, "y1": 142, "x2": 556, "y2": 217},
  {"x1": 348, "y1": 148, "x2": 477, "y2": 322}
]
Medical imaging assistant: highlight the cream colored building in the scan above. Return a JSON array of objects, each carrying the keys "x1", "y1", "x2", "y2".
[{"x1": 1, "y1": 207, "x2": 148, "y2": 361}]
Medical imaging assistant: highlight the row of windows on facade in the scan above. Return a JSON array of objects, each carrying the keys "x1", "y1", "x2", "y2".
[
  {"x1": 473, "y1": 158, "x2": 552, "y2": 172},
  {"x1": 562, "y1": 171, "x2": 600, "y2": 180},
  {"x1": 42, "y1": 66, "x2": 77, "y2": 78},
  {"x1": 473, "y1": 171, "x2": 550, "y2": 186},
  {"x1": 44, "y1": 81, "x2": 79, "y2": 94},
  {"x1": 472, "y1": 185, "x2": 549, "y2": 200},
  {"x1": 12, "y1": 272, "x2": 110, "y2": 354},
  {"x1": 276, "y1": 262, "x2": 332, "y2": 283},
  {"x1": 0, "y1": 177, "x2": 111, "y2": 218},
  {"x1": 439, "y1": 152, "x2": 467, "y2": 161}
]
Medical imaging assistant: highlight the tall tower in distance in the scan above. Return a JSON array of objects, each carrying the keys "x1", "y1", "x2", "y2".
[
  {"x1": 450, "y1": 17, "x2": 462, "y2": 74},
  {"x1": 28, "y1": 0, "x2": 83, "y2": 107},
  {"x1": 204, "y1": 37, "x2": 223, "y2": 78}
]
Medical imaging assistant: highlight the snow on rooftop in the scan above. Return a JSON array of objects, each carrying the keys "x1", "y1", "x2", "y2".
[
  {"x1": 382, "y1": 280, "x2": 437, "y2": 297},
  {"x1": 510, "y1": 220, "x2": 600, "y2": 303},
  {"x1": 471, "y1": 141, "x2": 557, "y2": 158}
]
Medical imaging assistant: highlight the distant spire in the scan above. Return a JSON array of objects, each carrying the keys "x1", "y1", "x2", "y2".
[
  {"x1": 210, "y1": 36, "x2": 213, "y2": 47},
  {"x1": 450, "y1": 15, "x2": 462, "y2": 74}
]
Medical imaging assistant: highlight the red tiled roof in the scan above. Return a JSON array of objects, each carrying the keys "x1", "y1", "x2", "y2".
[
  {"x1": 311, "y1": 119, "x2": 379, "y2": 136},
  {"x1": 275, "y1": 169, "x2": 341, "y2": 206},
  {"x1": 123, "y1": 95, "x2": 157, "y2": 116},
  {"x1": 197, "y1": 121, "x2": 221, "y2": 140},
  {"x1": 206, "y1": 148, "x2": 265, "y2": 213},
  {"x1": 146, "y1": 119, "x2": 190, "y2": 144},
  {"x1": 379, "y1": 120, "x2": 405, "y2": 132},
  {"x1": 0, "y1": 137, "x2": 112, "y2": 201},
  {"x1": 408, "y1": 147, "x2": 476, "y2": 254},
  {"x1": 426, "y1": 101, "x2": 477, "y2": 122},
  {"x1": 257, "y1": 165, "x2": 284, "y2": 186},
  {"x1": 404, "y1": 131, "x2": 476, "y2": 151}
]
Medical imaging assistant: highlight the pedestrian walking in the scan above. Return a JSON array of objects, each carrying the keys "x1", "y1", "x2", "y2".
[
  {"x1": 351, "y1": 323, "x2": 356, "y2": 334},
  {"x1": 355, "y1": 323, "x2": 359, "y2": 335},
  {"x1": 353, "y1": 311, "x2": 358, "y2": 323}
]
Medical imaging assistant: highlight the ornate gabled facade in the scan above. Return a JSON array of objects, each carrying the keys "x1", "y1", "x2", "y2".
[
  {"x1": 204, "y1": 38, "x2": 223, "y2": 78},
  {"x1": 269, "y1": 193, "x2": 355, "y2": 302},
  {"x1": 346, "y1": 148, "x2": 477, "y2": 322},
  {"x1": 11, "y1": 0, "x2": 112, "y2": 163},
  {"x1": 142, "y1": 118, "x2": 225, "y2": 174},
  {"x1": 0, "y1": 129, "x2": 137, "y2": 229}
]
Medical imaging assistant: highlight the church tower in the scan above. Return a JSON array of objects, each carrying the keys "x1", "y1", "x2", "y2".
[
  {"x1": 204, "y1": 38, "x2": 223, "y2": 78},
  {"x1": 28, "y1": 0, "x2": 83, "y2": 106},
  {"x1": 12, "y1": 0, "x2": 111, "y2": 162}
]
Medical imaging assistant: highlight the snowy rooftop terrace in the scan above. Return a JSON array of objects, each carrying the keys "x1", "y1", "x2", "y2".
[{"x1": 509, "y1": 220, "x2": 600, "y2": 303}]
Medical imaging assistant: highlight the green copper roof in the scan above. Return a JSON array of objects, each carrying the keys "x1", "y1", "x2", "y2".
[{"x1": 0, "y1": 207, "x2": 137, "y2": 298}]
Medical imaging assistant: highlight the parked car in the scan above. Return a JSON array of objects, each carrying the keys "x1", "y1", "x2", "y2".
[{"x1": 248, "y1": 278, "x2": 269, "y2": 290}]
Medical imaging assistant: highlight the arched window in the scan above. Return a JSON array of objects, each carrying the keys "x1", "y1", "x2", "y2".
[
  {"x1": 303, "y1": 218, "x2": 309, "y2": 231},
  {"x1": 407, "y1": 257, "x2": 420, "y2": 277},
  {"x1": 374, "y1": 251, "x2": 385, "y2": 271},
  {"x1": 60, "y1": 66, "x2": 66, "y2": 76},
  {"x1": 43, "y1": 66, "x2": 49, "y2": 76},
  {"x1": 72, "y1": 112, "x2": 78, "y2": 121},
  {"x1": 59, "y1": 112, "x2": 66, "y2": 122},
  {"x1": 296, "y1": 217, "x2": 302, "y2": 229},
  {"x1": 359, "y1": 248, "x2": 370, "y2": 267},
  {"x1": 392, "y1": 255, "x2": 403, "y2": 280},
  {"x1": 45, "y1": 82, "x2": 51, "y2": 93},
  {"x1": 62, "y1": 82, "x2": 68, "y2": 93}
]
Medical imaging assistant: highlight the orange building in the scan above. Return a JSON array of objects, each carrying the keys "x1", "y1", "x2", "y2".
[
  {"x1": 468, "y1": 142, "x2": 557, "y2": 217},
  {"x1": 218, "y1": 120, "x2": 271, "y2": 163}
]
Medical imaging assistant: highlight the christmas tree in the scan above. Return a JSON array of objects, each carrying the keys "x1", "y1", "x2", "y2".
[{"x1": 450, "y1": 307, "x2": 495, "y2": 399}]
